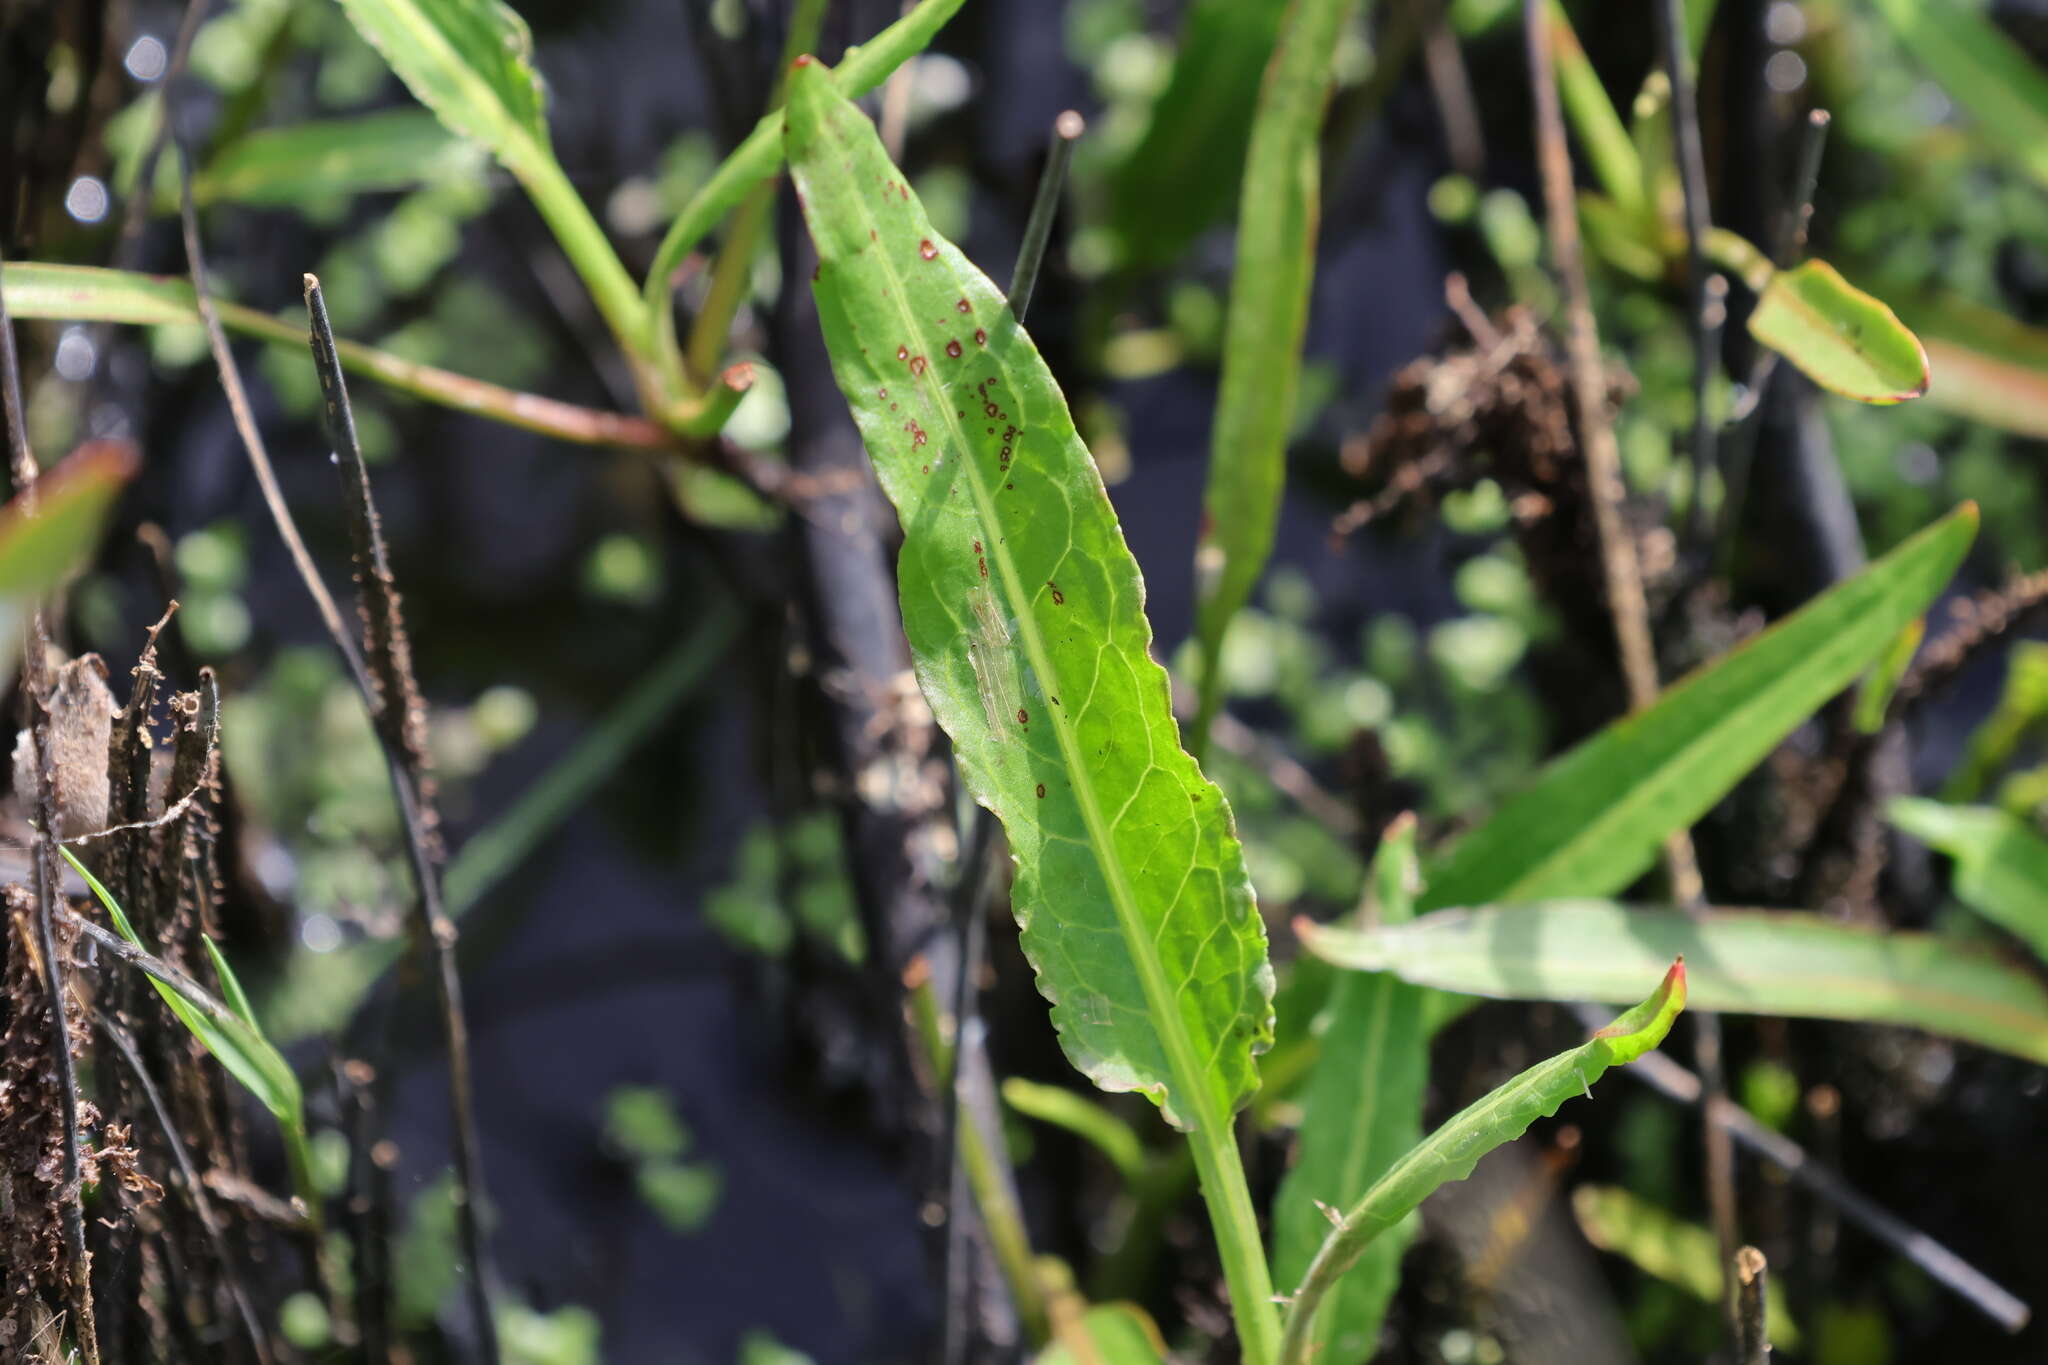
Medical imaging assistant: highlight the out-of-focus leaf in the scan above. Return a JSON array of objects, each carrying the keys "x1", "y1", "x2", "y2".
[
  {"x1": 1301, "y1": 901, "x2": 2048, "y2": 1064},
  {"x1": 1853, "y1": 617, "x2": 1923, "y2": 736},
  {"x1": 0, "y1": 441, "x2": 136, "y2": 680},
  {"x1": 1192, "y1": 0, "x2": 1364, "y2": 753},
  {"x1": 1748, "y1": 259, "x2": 1930, "y2": 404},
  {"x1": 1037, "y1": 1303, "x2": 1167, "y2": 1365},
  {"x1": 1271, "y1": 819, "x2": 1426, "y2": 1364},
  {"x1": 1420, "y1": 506, "x2": 1976, "y2": 911},
  {"x1": 1889, "y1": 798, "x2": 2048, "y2": 962},
  {"x1": 785, "y1": 63, "x2": 1274, "y2": 1129},
  {"x1": 1894, "y1": 291, "x2": 2048, "y2": 438},
  {"x1": 1001, "y1": 1078, "x2": 1148, "y2": 1184},
  {"x1": 1107, "y1": 0, "x2": 1290, "y2": 269},
  {"x1": 1868, "y1": 0, "x2": 2048, "y2": 189},
  {"x1": 1277, "y1": 961, "x2": 1686, "y2": 1364},
  {"x1": 192, "y1": 111, "x2": 481, "y2": 207},
  {"x1": 1572, "y1": 1185, "x2": 1800, "y2": 1345},
  {"x1": 1937, "y1": 640, "x2": 2048, "y2": 801}
]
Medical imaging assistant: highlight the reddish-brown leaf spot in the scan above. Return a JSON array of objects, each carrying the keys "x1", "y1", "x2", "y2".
[
  {"x1": 897, "y1": 345, "x2": 909, "y2": 362},
  {"x1": 957, "y1": 298, "x2": 972, "y2": 313},
  {"x1": 910, "y1": 355, "x2": 927, "y2": 376},
  {"x1": 1048, "y1": 582, "x2": 1064, "y2": 605},
  {"x1": 1035, "y1": 783, "x2": 1046, "y2": 799},
  {"x1": 974, "y1": 328, "x2": 987, "y2": 346},
  {"x1": 946, "y1": 340, "x2": 963, "y2": 358},
  {"x1": 1016, "y1": 708, "x2": 1028, "y2": 726},
  {"x1": 919, "y1": 239, "x2": 938, "y2": 260}
]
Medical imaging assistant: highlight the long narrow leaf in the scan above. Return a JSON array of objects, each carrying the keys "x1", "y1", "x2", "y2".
[
  {"x1": 61, "y1": 848, "x2": 303, "y2": 1126},
  {"x1": 1867, "y1": 0, "x2": 2048, "y2": 189},
  {"x1": 1894, "y1": 290, "x2": 2048, "y2": 438},
  {"x1": 1301, "y1": 901, "x2": 2048, "y2": 1065},
  {"x1": 1747, "y1": 259, "x2": 1930, "y2": 404},
  {"x1": 1420, "y1": 505, "x2": 1976, "y2": 911},
  {"x1": 1278, "y1": 960, "x2": 1687, "y2": 1365},
  {"x1": 785, "y1": 62, "x2": 1280, "y2": 1359},
  {"x1": 1270, "y1": 819, "x2": 1426, "y2": 1364},
  {"x1": 1107, "y1": 0, "x2": 1290, "y2": 268},
  {"x1": 1191, "y1": 0, "x2": 1364, "y2": 754},
  {"x1": 1889, "y1": 798, "x2": 2048, "y2": 962}
]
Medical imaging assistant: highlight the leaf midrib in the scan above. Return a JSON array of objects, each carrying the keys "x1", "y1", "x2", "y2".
[{"x1": 807, "y1": 101, "x2": 1227, "y2": 1132}]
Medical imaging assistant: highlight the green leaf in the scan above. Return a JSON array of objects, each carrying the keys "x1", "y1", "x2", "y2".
[
  {"x1": 1868, "y1": 0, "x2": 2048, "y2": 190},
  {"x1": 1036, "y1": 1303, "x2": 1167, "y2": 1365},
  {"x1": 60, "y1": 847, "x2": 304, "y2": 1126},
  {"x1": 1271, "y1": 819, "x2": 1427, "y2": 1365},
  {"x1": 1572, "y1": 1185, "x2": 1800, "y2": 1346},
  {"x1": 786, "y1": 53, "x2": 1272, "y2": 1138},
  {"x1": 335, "y1": 0, "x2": 643, "y2": 356},
  {"x1": 785, "y1": 63, "x2": 1280, "y2": 1361},
  {"x1": 1747, "y1": 259, "x2": 1931, "y2": 404},
  {"x1": 1889, "y1": 798, "x2": 2048, "y2": 962},
  {"x1": 1277, "y1": 960, "x2": 1686, "y2": 1365},
  {"x1": 1420, "y1": 505, "x2": 1977, "y2": 911},
  {"x1": 1106, "y1": 0, "x2": 1290, "y2": 269},
  {"x1": 0, "y1": 441, "x2": 135, "y2": 681},
  {"x1": 1300, "y1": 901, "x2": 2048, "y2": 1064},
  {"x1": 1853, "y1": 617, "x2": 1923, "y2": 736},
  {"x1": 1192, "y1": 0, "x2": 1364, "y2": 753},
  {"x1": 202, "y1": 934, "x2": 260, "y2": 1029},
  {"x1": 192, "y1": 111, "x2": 481, "y2": 208},
  {"x1": 335, "y1": 0, "x2": 547, "y2": 165}
]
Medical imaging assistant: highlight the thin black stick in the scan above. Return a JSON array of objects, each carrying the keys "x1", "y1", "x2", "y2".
[
  {"x1": 1656, "y1": 0, "x2": 1719, "y2": 553},
  {"x1": 304, "y1": 274, "x2": 498, "y2": 1361},
  {"x1": 1717, "y1": 109, "x2": 1831, "y2": 558},
  {"x1": 1575, "y1": 1007, "x2": 2032, "y2": 1333},
  {"x1": 1006, "y1": 112, "x2": 1084, "y2": 323},
  {"x1": 173, "y1": 141, "x2": 496, "y2": 1356},
  {"x1": 98, "y1": 1014, "x2": 273, "y2": 1365},
  {"x1": 0, "y1": 242, "x2": 102, "y2": 1365},
  {"x1": 1735, "y1": 1245, "x2": 1770, "y2": 1365}
]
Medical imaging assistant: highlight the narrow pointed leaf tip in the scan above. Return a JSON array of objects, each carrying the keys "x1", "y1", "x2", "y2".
[
  {"x1": 783, "y1": 61, "x2": 1274, "y2": 1129},
  {"x1": 1749, "y1": 259, "x2": 1931, "y2": 404},
  {"x1": 1276, "y1": 961, "x2": 1684, "y2": 1364}
]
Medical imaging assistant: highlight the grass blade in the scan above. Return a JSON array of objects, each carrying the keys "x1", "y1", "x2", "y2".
[
  {"x1": 1868, "y1": 0, "x2": 2048, "y2": 190},
  {"x1": 1889, "y1": 798, "x2": 2048, "y2": 961},
  {"x1": 1278, "y1": 960, "x2": 1687, "y2": 1365},
  {"x1": 785, "y1": 62, "x2": 1280, "y2": 1363},
  {"x1": 61, "y1": 848, "x2": 302, "y2": 1128},
  {"x1": 1420, "y1": 505, "x2": 1976, "y2": 911},
  {"x1": 1191, "y1": 0, "x2": 1364, "y2": 757},
  {"x1": 1301, "y1": 901, "x2": 2048, "y2": 1064},
  {"x1": 1270, "y1": 818, "x2": 1427, "y2": 1364}
]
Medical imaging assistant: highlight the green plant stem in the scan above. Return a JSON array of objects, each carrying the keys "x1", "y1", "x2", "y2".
[
  {"x1": 3, "y1": 263, "x2": 675, "y2": 451},
  {"x1": 908, "y1": 978, "x2": 1050, "y2": 1342},
  {"x1": 1702, "y1": 226, "x2": 1774, "y2": 293},
  {"x1": 514, "y1": 155, "x2": 651, "y2": 386},
  {"x1": 1190, "y1": 1116, "x2": 1282, "y2": 1365},
  {"x1": 640, "y1": 0, "x2": 967, "y2": 355},
  {"x1": 678, "y1": 0, "x2": 830, "y2": 390}
]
